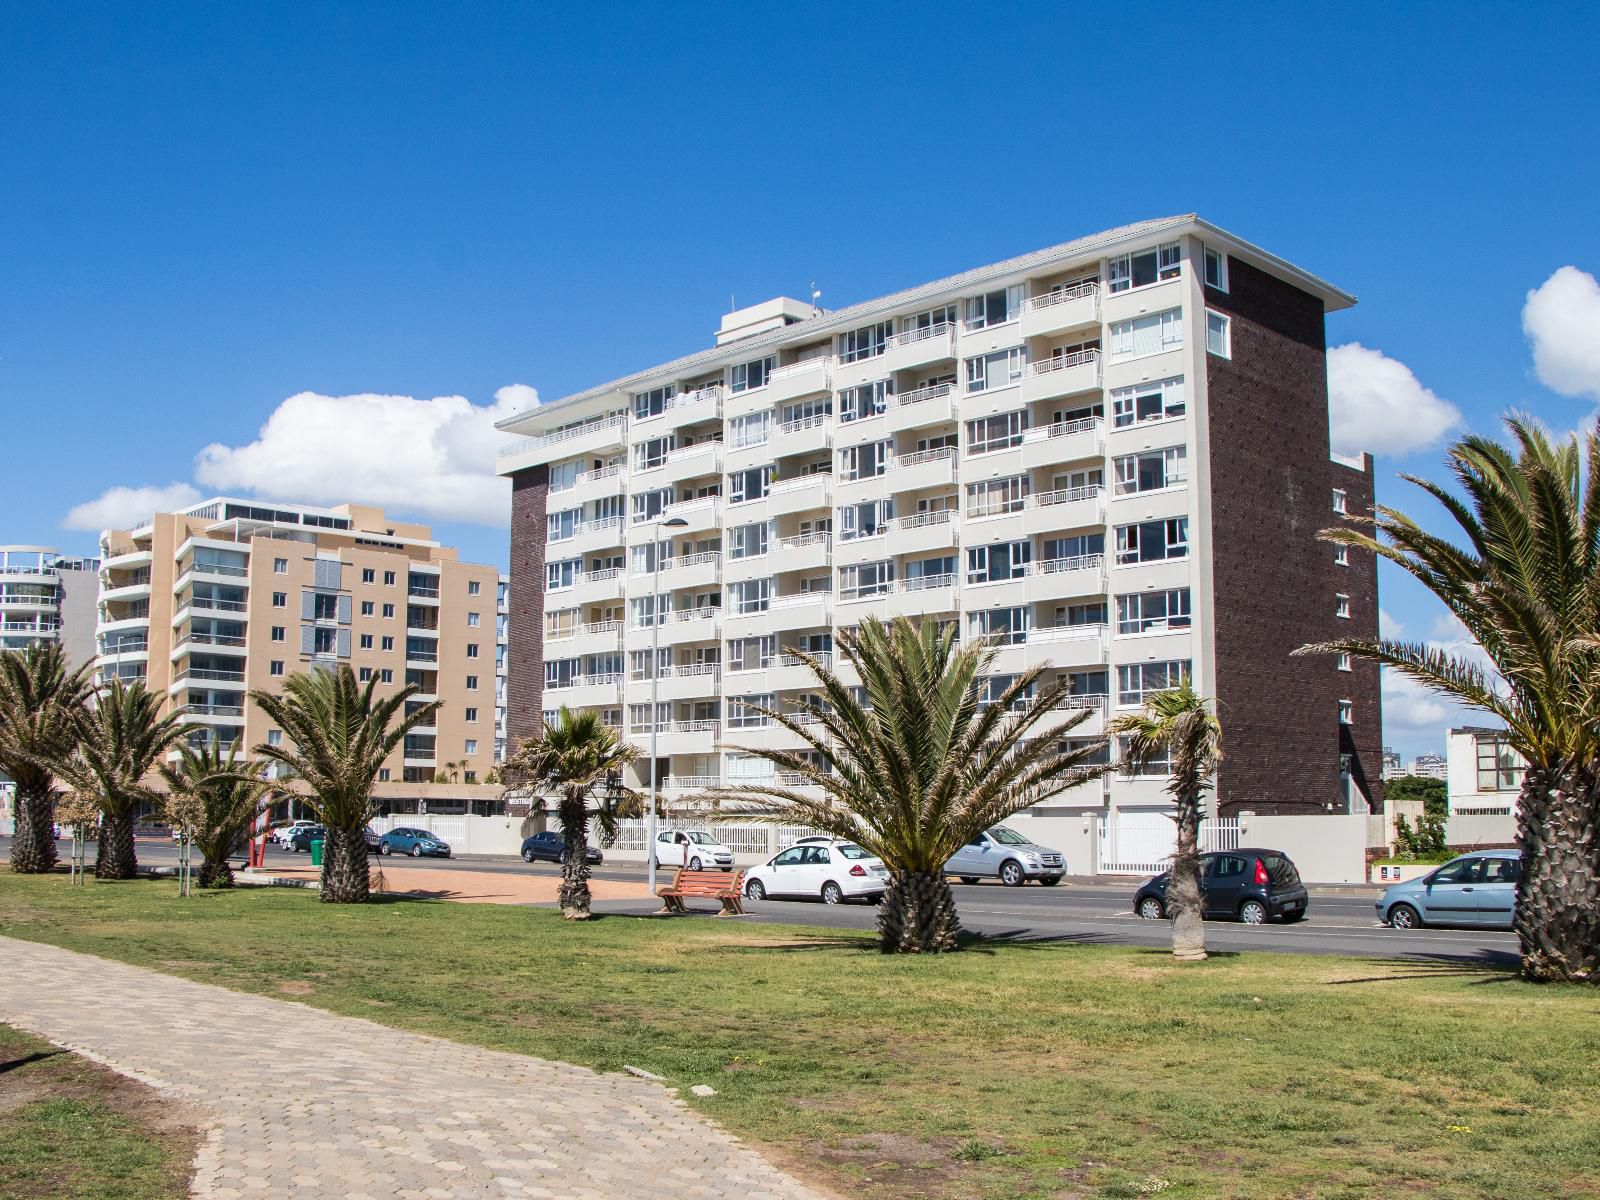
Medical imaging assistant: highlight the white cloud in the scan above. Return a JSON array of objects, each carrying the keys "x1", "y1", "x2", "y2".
[
  {"x1": 1327, "y1": 343, "x2": 1462, "y2": 458},
  {"x1": 1379, "y1": 610, "x2": 1505, "y2": 737},
  {"x1": 62, "y1": 482, "x2": 201, "y2": 532},
  {"x1": 194, "y1": 384, "x2": 538, "y2": 527},
  {"x1": 1523, "y1": 266, "x2": 1600, "y2": 401},
  {"x1": 1379, "y1": 608, "x2": 1404, "y2": 639}
]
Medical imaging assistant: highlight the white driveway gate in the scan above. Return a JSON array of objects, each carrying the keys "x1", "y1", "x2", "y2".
[{"x1": 1095, "y1": 813, "x2": 1241, "y2": 874}]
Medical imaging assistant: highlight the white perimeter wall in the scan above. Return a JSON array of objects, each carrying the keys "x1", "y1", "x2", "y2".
[{"x1": 1235, "y1": 813, "x2": 1370, "y2": 883}]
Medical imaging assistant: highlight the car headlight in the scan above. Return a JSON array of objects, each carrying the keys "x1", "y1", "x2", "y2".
[{"x1": 1024, "y1": 854, "x2": 1041, "y2": 865}]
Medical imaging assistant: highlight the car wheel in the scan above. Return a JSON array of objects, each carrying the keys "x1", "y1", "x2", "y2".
[
  {"x1": 689, "y1": 856, "x2": 703, "y2": 871},
  {"x1": 522, "y1": 849, "x2": 535, "y2": 863},
  {"x1": 821, "y1": 881, "x2": 843, "y2": 905},
  {"x1": 959, "y1": 876, "x2": 980, "y2": 885},
  {"x1": 1387, "y1": 903, "x2": 1422, "y2": 930},
  {"x1": 1137, "y1": 896, "x2": 1165, "y2": 920},
  {"x1": 380, "y1": 843, "x2": 391, "y2": 855},
  {"x1": 1239, "y1": 899, "x2": 1268, "y2": 925},
  {"x1": 999, "y1": 860, "x2": 1025, "y2": 887},
  {"x1": 1039, "y1": 877, "x2": 1061, "y2": 887},
  {"x1": 746, "y1": 879, "x2": 767, "y2": 901},
  {"x1": 410, "y1": 845, "x2": 423, "y2": 858}
]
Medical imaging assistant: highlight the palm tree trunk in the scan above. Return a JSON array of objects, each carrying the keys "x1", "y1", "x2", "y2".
[
  {"x1": 320, "y1": 826, "x2": 371, "y2": 903},
  {"x1": 197, "y1": 857, "x2": 235, "y2": 888},
  {"x1": 9, "y1": 782, "x2": 58, "y2": 874},
  {"x1": 94, "y1": 811, "x2": 137, "y2": 880},
  {"x1": 1168, "y1": 788, "x2": 1207, "y2": 962},
  {"x1": 1515, "y1": 764, "x2": 1600, "y2": 983},
  {"x1": 556, "y1": 791, "x2": 592, "y2": 920},
  {"x1": 878, "y1": 871, "x2": 961, "y2": 953}
]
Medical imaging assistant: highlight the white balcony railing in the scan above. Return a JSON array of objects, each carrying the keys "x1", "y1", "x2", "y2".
[
  {"x1": 770, "y1": 472, "x2": 832, "y2": 495},
  {"x1": 777, "y1": 532, "x2": 831, "y2": 552},
  {"x1": 1023, "y1": 415, "x2": 1101, "y2": 442},
  {"x1": 664, "y1": 551, "x2": 721, "y2": 571},
  {"x1": 893, "y1": 382, "x2": 955, "y2": 408},
  {"x1": 545, "y1": 672, "x2": 623, "y2": 691},
  {"x1": 772, "y1": 591, "x2": 830, "y2": 608},
  {"x1": 1031, "y1": 485, "x2": 1104, "y2": 509},
  {"x1": 547, "y1": 619, "x2": 622, "y2": 642},
  {"x1": 498, "y1": 414, "x2": 626, "y2": 458},
  {"x1": 777, "y1": 413, "x2": 829, "y2": 436},
  {"x1": 887, "y1": 321, "x2": 954, "y2": 348},
  {"x1": 1027, "y1": 348, "x2": 1101, "y2": 377},
  {"x1": 1026, "y1": 280, "x2": 1100, "y2": 309},
  {"x1": 894, "y1": 446, "x2": 957, "y2": 470},
  {"x1": 1039, "y1": 553, "x2": 1106, "y2": 575}
]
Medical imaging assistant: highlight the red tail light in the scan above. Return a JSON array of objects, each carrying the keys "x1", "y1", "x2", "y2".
[
  {"x1": 1253, "y1": 858, "x2": 1270, "y2": 886},
  {"x1": 849, "y1": 864, "x2": 868, "y2": 877}
]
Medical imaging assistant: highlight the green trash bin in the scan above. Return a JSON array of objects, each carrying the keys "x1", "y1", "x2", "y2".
[{"x1": 309, "y1": 839, "x2": 325, "y2": 867}]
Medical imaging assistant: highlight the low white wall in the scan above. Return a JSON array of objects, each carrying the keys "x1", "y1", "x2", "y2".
[
  {"x1": 1008, "y1": 814, "x2": 1099, "y2": 875},
  {"x1": 1446, "y1": 810, "x2": 1517, "y2": 847},
  {"x1": 1235, "y1": 813, "x2": 1371, "y2": 884},
  {"x1": 369, "y1": 814, "x2": 532, "y2": 857}
]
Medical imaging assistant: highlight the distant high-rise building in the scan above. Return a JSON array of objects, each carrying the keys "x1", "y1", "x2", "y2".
[
  {"x1": 1380, "y1": 747, "x2": 1403, "y2": 780},
  {"x1": 0, "y1": 545, "x2": 100, "y2": 669},
  {"x1": 1407, "y1": 753, "x2": 1448, "y2": 781}
]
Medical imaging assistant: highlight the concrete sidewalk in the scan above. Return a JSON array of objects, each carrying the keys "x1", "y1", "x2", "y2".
[{"x1": 0, "y1": 936, "x2": 827, "y2": 1199}]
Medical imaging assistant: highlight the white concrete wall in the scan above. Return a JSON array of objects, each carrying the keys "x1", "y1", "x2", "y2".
[
  {"x1": 1445, "y1": 810, "x2": 1516, "y2": 847},
  {"x1": 1007, "y1": 813, "x2": 1099, "y2": 875},
  {"x1": 1235, "y1": 812, "x2": 1370, "y2": 884}
]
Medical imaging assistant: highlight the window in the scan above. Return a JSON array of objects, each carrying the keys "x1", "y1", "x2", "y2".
[
  {"x1": 1203, "y1": 246, "x2": 1228, "y2": 291},
  {"x1": 467, "y1": 612, "x2": 480, "y2": 627},
  {"x1": 964, "y1": 286, "x2": 1021, "y2": 329},
  {"x1": 966, "y1": 541, "x2": 1030, "y2": 584},
  {"x1": 838, "y1": 380, "x2": 890, "y2": 422},
  {"x1": 967, "y1": 475, "x2": 1029, "y2": 517},
  {"x1": 1475, "y1": 734, "x2": 1527, "y2": 791},
  {"x1": 1107, "y1": 241, "x2": 1182, "y2": 293},
  {"x1": 727, "y1": 635, "x2": 776, "y2": 671},
  {"x1": 1109, "y1": 309, "x2": 1183, "y2": 361},
  {"x1": 267, "y1": 729, "x2": 282, "y2": 746},
  {"x1": 467, "y1": 643, "x2": 480, "y2": 658},
  {"x1": 360, "y1": 600, "x2": 374, "y2": 615},
  {"x1": 1206, "y1": 311, "x2": 1231, "y2": 358},
  {"x1": 381, "y1": 636, "x2": 394, "y2": 651},
  {"x1": 465, "y1": 739, "x2": 478, "y2": 756},
  {"x1": 1338, "y1": 699, "x2": 1353, "y2": 725},
  {"x1": 728, "y1": 522, "x2": 770, "y2": 560},
  {"x1": 270, "y1": 591, "x2": 286, "y2": 608},
  {"x1": 311, "y1": 626, "x2": 338, "y2": 655},
  {"x1": 546, "y1": 507, "x2": 580, "y2": 542},
  {"x1": 729, "y1": 578, "x2": 770, "y2": 615},
  {"x1": 468, "y1": 580, "x2": 481, "y2": 596},
  {"x1": 968, "y1": 607, "x2": 1029, "y2": 645},
  {"x1": 1117, "y1": 660, "x2": 1192, "y2": 707},
  {"x1": 271, "y1": 626, "x2": 285, "y2": 642},
  {"x1": 362, "y1": 568, "x2": 376, "y2": 583},
  {"x1": 728, "y1": 465, "x2": 773, "y2": 504},
  {"x1": 904, "y1": 555, "x2": 955, "y2": 589},
  {"x1": 634, "y1": 435, "x2": 672, "y2": 471},
  {"x1": 1112, "y1": 377, "x2": 1186, "y2": 427},
  {"x1": 840, "y1": 560, "x2": 894, "y2": 599},
  {"x1": 360, "y1": 634, "x2": 374, "y2": 649},
  {"x1": 631, "y1": 486, "x2": 672, "y2": 524},
  {"x1": 964, "y1": 347, "x2": 1026, "y2": 393},
  {"x1": 1332, "y1": 488, "x2": 1347, "y2": 514},
  {"x1": 839, "y1": 320, "x2": 892, "y2": 363},
  {"x1": 546, "y1": 558, "x2": 580, "y2": 591},
  {"x1": 359, "y1": 666, "x2": 373, "y2": 682},
  {"x1": 966, "y1": 411, "x2": 1028, "y2": 453},
  {"x1": 270, "y1": 660, "x2": 285, "y2": 677},
  {"x1": 728, "y1": 694, "x2": 774, "y2": 729},
  {"x1": 731, "y1": 355, "x2": 775, "y2": 393},
  {"x1": 380, "y1": 668, "x2": 393, "y2": 684},
  {"x1": 901, "y1": 304, "x2": 956, "y2": 337},
  {"x1": 273, "y1": 558, "x2": 288, "y2": 574},
  {"x1": 839, "y1": 499, "x2": 893, "y2": 541},
  {"x1": 840, "y1": 439, "x2": 892, "y2": 481},
  {"x1": 384, "y1": 571, "x2": 396, "y2": 586},
  {"x1": 1114, "y1": 446, "x2": 1188, "y2": 495},
  {"x1": 1337, "y1": 652, "x2": 1352, "y2": 672},
  {"x1": 311, "y1": 591, "x2": 339, "y2": 621},
  {"x1": 382, "y1": 603, "x2": 395, "y2": 619},
  {"x1": 1334, "y1": 544, "x2": 1349, "y2": 567},
  {"x1": 1115, "y1": 518, "x2": 1189, "y2": 564},
  {"x1": 466, "y1": 674, "x2": 478, "y2": 690},
  {"x1": 1118, "y1": 735, "x2": 1174, "y2": 777},
  {"x1": 1116, "y1": 589, "x2": 1192, "y2": 635},
  {"x1": 632, "y1": 384, "x2": 675, "y2": 420},
  {"x1": 1336, "y1": 594, "x2": 1351, "y2": 619},
  {"x1": 730, "y1": 409, "x2": 770, "y2": 448}
]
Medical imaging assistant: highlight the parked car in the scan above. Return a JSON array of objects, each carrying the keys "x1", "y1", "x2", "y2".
[
  {"x1": 519, "y1": 830, "x2": 602, "y2": 865},
  {"x1": 379, "y1": 827, "x2": 452, "y2": 858},
  {"x1": 651, "y1": 829, "x2": 734, "y2": 872},
  {"x1": 286, "y1": 824, "x2": 326, "y2": 853},
  {"x1": 1376, "y1": 849, "x2": 1520, "y2": 930},
  {"x1": 275, "y1": 819, "x2": 319, "y2": 848},
  {"x1": 745, "y1": 840, "x2": 888, "y2": 904},
  {"x1": 1133, "y1": 849, "x2": 1308, "y2": 924},
  {"x1": 945, "y1": 825, "x2": 1065, "y2": 886},
  {"x1": 360, "y1": 826, "x2": 382, "y2": 855}
]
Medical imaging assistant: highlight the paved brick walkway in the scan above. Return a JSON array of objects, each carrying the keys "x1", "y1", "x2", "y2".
[{"x1": 0, "y1": 936, "x2": 828, "y2": 1199}]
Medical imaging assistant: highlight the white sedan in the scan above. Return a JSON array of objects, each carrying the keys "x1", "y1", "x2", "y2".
[{"x1": 744, "y1": 840, "x2": 888, "y2": 904}]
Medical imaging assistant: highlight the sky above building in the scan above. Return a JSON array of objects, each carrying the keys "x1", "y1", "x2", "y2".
[{"x1": 4, "y1": 2, "x2": 1598, "y2": 760}]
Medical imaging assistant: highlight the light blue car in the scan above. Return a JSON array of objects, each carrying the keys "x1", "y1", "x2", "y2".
[{"x1": 1375, "y1": 849, "x2": 1520, "y2": 929}]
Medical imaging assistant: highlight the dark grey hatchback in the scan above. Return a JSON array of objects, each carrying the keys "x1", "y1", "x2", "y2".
[{"x1": 1133, "y1": 849, "x2": 1309, "y2": 925}]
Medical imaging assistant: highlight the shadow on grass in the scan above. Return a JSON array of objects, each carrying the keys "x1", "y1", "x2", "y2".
[
  {"x1": 1324, "y1": 948, "x2": 1520, "y2": 985},
  {"x1": 0, "y1": 1049, "x2": 64, "y2": 1075}
]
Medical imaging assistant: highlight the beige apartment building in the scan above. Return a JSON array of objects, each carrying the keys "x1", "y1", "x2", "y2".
[{"x1": 96, "y1": 498, "x2": 499, "y2": 784}]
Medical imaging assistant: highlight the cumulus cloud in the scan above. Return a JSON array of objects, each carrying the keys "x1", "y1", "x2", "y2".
[
  {"x1": 1523, "y1": 266, "x2": 1600, "y2": 401},
  {"x1": 1379, "y1": 608, "x2": 1404, "y2": 639},
  {"x1": 62, "y1": 482, "x2": 201, "y2": 532},
  {"x1": 194, "y1": 384, "x2": 538, "y2": 527},
  {"x1": 1379, "y1": 610, "x2": 1505, "y2": 736},
  {"x1": 1327, "y1": 343, "x2": 1462, "y2": 458}
]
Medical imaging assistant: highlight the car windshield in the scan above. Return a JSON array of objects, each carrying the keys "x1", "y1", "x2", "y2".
[
  {"x1": 1262, "y1": 855, "x2": 1300, "y2": 886},
  {"x1": 836, "y1": 844, "x2": 872, "y2": 860},
  {"x1": 687, "y1": 832, "x2": 718, "y2": 845},
  {"x1": 987, "y1": 826, "x2": 1031, "y2": 846}
]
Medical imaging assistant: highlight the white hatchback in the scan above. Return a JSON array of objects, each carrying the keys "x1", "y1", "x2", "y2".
[
  {"x1": 651, "y1": 829, "x2": 735, "y2": 872},
  {"x1": 745, "y1": 840, "x2": 888, "y2": 904}
]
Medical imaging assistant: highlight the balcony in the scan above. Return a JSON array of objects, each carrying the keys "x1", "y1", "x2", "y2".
[
  {"x1": 628, "y1": 605, "x2": 721, "y2": 648},
  {"x1": 661, "y1": 440, "x2": 723, "y2": 483},
  {"x1": 838, "y1": 509, "x2": 959, "y2": 565},
  {"x1": 767, "y1": 358, "x2": 833, "y2": 405},
  {"x1": 169, "y1": 667, "x2": 247, "y2": 693},
  {"x1": 635, "y1": 385, "x2": 725, "y2": 429},
  {"x1": 562, "y1": 516, "x2": 627, "y2": 556},
  {"x1": 990, "y1": 623, "x2": 1110, "y2": 673},
  {"x1": 774, "y1": 531, "x2": 832, "y2": 573},
  {"x1": 99, "y1": 549, "x2": 154, "y2": 572},
  {"x1": 97, "y1": 577, "x2": 151, "y2": 603},
  {"x1": 180, "y1": 702, "x2": 247, "y2": 722},
  {"x1": 661, "y1": 494, "x2": 721, "y2": 535},
  {"x1": 628, "y1": 719, "x2": 719, "y2": 756},
  {"x1": 658, "y1": 550, "x2": 722, "y2": 591},
  {"x1": 1024, "y1": 485, "x2": 1105, "y2": 536},
  {"x1": 407, "y1": 582, "x2": 442, "y2": 606},
  {"x1": 569, "y1": 567, "x2": 626, "y2": 606},
  {"x1": 405, "y1": 647, "x2": 440, "y2": 668},
  {"x1": 624, "y1": 663, "x2": 721, "y2": 703},
  {"x1": 767, "y1": 473, "x2": 832, "y2": 517},
  {"x1": 887, "y1": 382, "x2": 958, "y2": 434},
  {"x1": 882, "y1": 323, "x2": 957, "y2": 376},
  {"x1": 962, "y1": 555, "x2": 1108, "y2": 608},
  {"x1": 767, "y1": 590, "x2": 832, "y2": 631},
  {"x1": 770, "y1": 413, "x2": 832, "y2": 459},
  {"x1": 837, "y1": 572, "x2": 958, "y2": 618},
  {"x1": 497, "y1": 414, "x2": 627, "y2": 472},
  {"x1": 545, "y1": 618, "x2": 624, "y2": 658},
  {"x1": 569, "y1": 463, "x2": 626, "y2": 504},
  {"x1": 175, "y1": 631, "x2": 248, "y2": 657},
  {"x1": 1021, "y1": 416, "x2": 1103, "y2": 471},
  {"x1": 544, "y1": 672, "x2": 623, "y2": 709},
  {"x1": 1021, "y1": 349, "x2": 1102, "y2": 405},
  {"x1": 1020, "y1": 281, "x2": 1101, "y2": 341},
  {"x1": 890, "y1": 445, "x2": 957, "y2": 493}
]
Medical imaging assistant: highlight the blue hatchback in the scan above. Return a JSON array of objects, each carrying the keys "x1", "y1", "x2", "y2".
[
  {"x1": 1376, "y1": 849, "x2": 1520, "y2": 929},
  {"x1": 379, "y1": 827, "x2": 452, "y2": 858}
]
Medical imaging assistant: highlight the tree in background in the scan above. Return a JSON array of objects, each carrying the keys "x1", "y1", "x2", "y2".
[
  {"x1": 161, "y1": 743, "x2": 275, "y2": 888},
  {"x1": 0, "y1": 645, "x2": 91, "y2": 874}
]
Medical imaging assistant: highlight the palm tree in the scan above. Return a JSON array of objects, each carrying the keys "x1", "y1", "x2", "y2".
[
  {"x1": 502, "y1": 707, "x2": 637, "y2": 919},
  {"x1": 160, "y1": 743, "x2": 274, "y2": 888},
  {"x1": 251, "y1": 665, "x2": 438, "y2": 903},
  {"x1": 1110, "y1": 681, "x2": 1222, "y2": 963},
  {"x1": 0, "y1": 644, "x2": 92, "y2": 873},
  {"x1": 716, "y1": 616, "x2": 1113, "y2": 954},
  {"x1": 1297, "y1": 417, "x2": 1600, "y2": 984},
  {"x1": 52, "y1": 679, "x2": 192, "y2": 879}
]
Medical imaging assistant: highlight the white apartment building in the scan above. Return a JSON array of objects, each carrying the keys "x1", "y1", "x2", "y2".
[
  {"x1": 0, "y1": 546, "x2": 100, "y2": 668},
  {"x1": 497, "y1": 216, "x2": 1385, "y2": 817},
  {"x1": 495, "y1": 573, "x2": 510, "y2": 763}
]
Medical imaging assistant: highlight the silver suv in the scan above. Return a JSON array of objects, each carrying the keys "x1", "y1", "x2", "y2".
[{"x1": 946, "y1": 825, "x2": 1065, "y2": 886}]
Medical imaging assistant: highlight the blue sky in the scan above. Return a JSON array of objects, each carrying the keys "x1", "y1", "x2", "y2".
[{"x1": 4, "y1": 2, "x2": 1598, "y2": 759}]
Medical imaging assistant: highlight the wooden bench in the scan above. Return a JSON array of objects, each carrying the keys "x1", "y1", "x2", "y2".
[{"x1": 656, "y1": 868, "x2": 746, "y2": 916}]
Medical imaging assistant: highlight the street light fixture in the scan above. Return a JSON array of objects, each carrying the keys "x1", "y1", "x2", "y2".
[{"x1": 647, "y1": 515, "x2": 690, "y2": 897}]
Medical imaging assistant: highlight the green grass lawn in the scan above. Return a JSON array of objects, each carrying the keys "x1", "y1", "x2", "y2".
[
  {"x1": 2, "y1": 874, "x2": 1597, "y2": 1200},
  {"x1": 0, "y1": 1022, "x2": 196, "y2": 1199}
]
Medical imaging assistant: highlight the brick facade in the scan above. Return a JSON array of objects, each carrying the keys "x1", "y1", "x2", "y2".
[
  {"x1": 1203, "y1": 257, "x2": 1385, "y2": 815},
  {"x1": 506, "y1": 466, "x2": 550, "y2": 751}
]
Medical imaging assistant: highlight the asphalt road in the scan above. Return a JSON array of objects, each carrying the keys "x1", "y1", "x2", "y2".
[{"x1": 7, "y1": 835, "x2": 1520, "y2": 968}]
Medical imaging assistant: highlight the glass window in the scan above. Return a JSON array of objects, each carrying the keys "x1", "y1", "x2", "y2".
[
  {"x1": 1111, "y1": 377, "x2": 1185, "y2": 428},
  {"x1": 838, "y1": 380, "x2": 891, "y2": 422},
  {"x1": 729, "y1": 578, "x2": 770, "y2": 614},
  {"x1": 1432, "y1": 858, "x2": 1484, "y2": 885},
  {"x1": 1115, "y1": 518, "x2": 1189, "y2": 565},
  {"x1": 728, "y1": 465, "x2": 773, "y2": 504},
  {"x1": 1113, "y1": 446, "x2": 1188, "y2": 494},
  {"x1": 1338, "y1": 699, "x2": 1353, "y2": 724},
  {"x1": 1336, "y1": 594, "x2": 1351, "y2": 619},
  {"x1": 548, "y1": 460, "x2": 580, "y2": 492},
  {"x1": 1116, "y1": 589, "x2": 1192, "y2": 635},
  {"x1": 1475, "y1": 735, "x2": 1526, "y2": 792},
  {"x1": 1206, "y1": 311, "x2": 1232, "y2": 358},
  {"x1": 966, "y1": 541, "x2": 1031, "y2": 584},
  {"x1": 839, "y1": 499, "x2": 893, "y2": 541},
  {"x1": 729, "y1": 410, "x2": 770, "y2": 448},
  {"x1": 634, "y1": 436, "x2": 673, "y2": 471},
  {"x1": 964, "y1": 347, "x2": 1026, "y2": 393},
  {"x1": 964, "y1": 287, "x2": 1021, "y2": 329},
  {"x1": 839, "y1": 321, "x2": 893, "y2": 363},
  {"x1": 731, "y1": 356, "x2": 775, "y2": 394},
  {"x1": 729, "y1": 694, "x2": 774, "y2": 728},
  {"x1": 966, "y1": 475, "x2": 1029, "y2": 518},
  {"x1": 966, "y1": 411, "x2": 1028, "y2": 454},
  {"x1": 1117, "y1": 660, "x2": 1192, "y2": 707},
  {"x1": 968, "y1": 606, "x2": 1029, "y2": 645},
  {"x1": 1332, "y1": 488, "x2": 1347, "y2": 514},
  {"x1": 546, "y1": 559, "x2": 580, "y2": 590},
  {"x1": 728, "y1": 521, "x2": 771, "y2": 560},
  {"x1": 1109, "y1": 309, "x2": 1184, "y2": 361},
  {"x1": 546, "y1": 508, "x2": 580, "y2": 542},
  {"x1": 1203, "y1": 246, "x2": 1228, "y2": 291},
  {"x1": 1107, "y1": 241, "x2": 1182, "y2": 293},
  {"x1": 632, "y1": 384, "x2": 675, "y2": 420},
  {"x1": 1334, "y1": 544, "x2": 1349, "y2": 567},
  {"x1": 727, "y1": 635, "x2": 776, "y2": 671},
  {"x1": 840, "y1": 439, "x2": 892, "y2": 481},
  {"x1": 840, "y1": 561, "x2": 894, "y2": 599}
]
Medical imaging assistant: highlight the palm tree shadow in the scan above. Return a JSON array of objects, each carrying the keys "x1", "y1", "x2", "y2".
[
  {"x1": 1324, "y1": 950, "x2": 1520, "y2": 985},
  {"x1": 0, "y1": 1050, "x2": 64, "y2": 1075}
]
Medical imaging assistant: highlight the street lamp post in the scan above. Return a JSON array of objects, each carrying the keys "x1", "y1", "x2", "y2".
[{"x1": 647, "y1": 515, "x2": 689, "y2": 897}]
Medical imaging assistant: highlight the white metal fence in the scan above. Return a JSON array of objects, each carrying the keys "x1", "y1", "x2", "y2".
[
  {"x1": 1094, "y1": 813, "x2": 1241, "y2": 875},
  {"x1": 610, "y1": 818, "x2": 828, "y2": 860}
]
